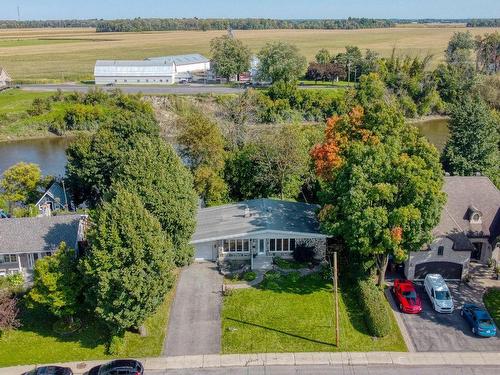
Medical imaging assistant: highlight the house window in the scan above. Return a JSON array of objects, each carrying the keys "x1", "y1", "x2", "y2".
[
  {"x1": 222, "y1": 239, "x2": 250, "y2": 253},
  {"x1": 269, "y1": 239, "x2": 297, "y2": 252},
  {"x1": 0, "y1": 254, "x2": 17, "y2": 263},
  {"x1": 437, "y1": 246, "x2": 444, "y2": 256}
]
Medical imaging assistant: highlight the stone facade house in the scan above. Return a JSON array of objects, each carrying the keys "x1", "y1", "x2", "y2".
[
  {"x1": 191, "y1": 199, "x2": 327, "y2": 270},
  {"x1": 405, "y1": 176, "x2": 500, "y2": 280}
]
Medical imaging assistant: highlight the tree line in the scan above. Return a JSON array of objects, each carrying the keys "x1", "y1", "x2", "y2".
[{"x1": 1, "y1": 18, "x2": 498, "y2": 30}]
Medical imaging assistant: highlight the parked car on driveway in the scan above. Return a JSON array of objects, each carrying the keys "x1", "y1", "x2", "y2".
[
  {"x1": 424, "y1": 274, "x2": 454, "y2": 313},
  {"x1": 393, "y1": 279, "x2": 422, "y2": 314},
  {"x1": 88, "y1": 360, "x2": 144, "y2": 375},
  {"x1": 461, "y1": 303, "x2": 497, "y2": 337},
  {"x1": 24, "y1": 366, "x2": 73, "y2": 375}
]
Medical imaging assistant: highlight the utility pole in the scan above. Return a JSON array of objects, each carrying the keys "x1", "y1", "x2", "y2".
[
  {"x1": 328, "y1": 249, "x2": 340, "y2": 348},
  {"x1": 333, "y1": 251, "x2": 340, "y2": 347}
]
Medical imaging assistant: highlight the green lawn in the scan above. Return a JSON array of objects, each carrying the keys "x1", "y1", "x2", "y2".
[
  {"x1": 222, "y1": 272, "x2": 406, "y2": 353},
  {"x1": 484, "y1": 289, "x2": 500, "y2": 326},
  {"x1": 0, "y1": 271, "x2": 178, "y2": 367}
]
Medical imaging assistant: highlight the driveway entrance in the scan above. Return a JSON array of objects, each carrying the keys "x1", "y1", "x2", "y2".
[{"x1": 163, "y1": 262, "x2": 222, "y2": 356}]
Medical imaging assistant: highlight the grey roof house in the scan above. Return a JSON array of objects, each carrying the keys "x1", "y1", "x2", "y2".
[
  {"x1": 191, "y1": 199, "x2": 327, "y2": 270},
  {"x1": 405, "y1": 176, "x2": 500, "y2": 280},
  {"x1": 0, "y1": 214, "x2": 87, "y2": 278},
  {"x1": 35, "y1": 181, "x2": 71, "y2": 215}
]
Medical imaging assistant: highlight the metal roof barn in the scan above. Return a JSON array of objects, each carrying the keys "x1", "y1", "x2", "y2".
[{"x1": 94, "y1": 53, "x2": 210, "y2": 85}]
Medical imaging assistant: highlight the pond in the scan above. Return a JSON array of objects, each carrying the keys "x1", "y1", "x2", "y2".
[
  {"x1": 411, "y1": 117, "x2": 450, "y2": 152},
  {"x1": 0, "y1": 137, "x2": 73, "y2": 177},
  {"x1": 0, "y1": 118, "x2": 450, "y2": 177}
]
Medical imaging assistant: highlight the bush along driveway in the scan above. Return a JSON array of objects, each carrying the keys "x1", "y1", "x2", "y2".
[{"x1": 222, "y1": 271, "x2": 406, "y2": 353}]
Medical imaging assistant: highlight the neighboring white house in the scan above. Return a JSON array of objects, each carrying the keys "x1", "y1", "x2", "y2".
[
  {"x1": 0, "y1": 66, "x2": 12, "y2": 88},
  {"x1": 0, "y1": 215, "x2": 87, "y2": 279},
  {"x1": 190, "y1": 198, "x2": 328, "y2": 270},
  {"x1": 94, "y1": 53, "x2": 210, "y2": 85},
  {"x1": 405, "y1": 176, "x2": 500, "y2": 281}
]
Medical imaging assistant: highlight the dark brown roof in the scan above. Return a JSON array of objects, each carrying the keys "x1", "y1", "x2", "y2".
[{"x1": 434, "y1": 176, "x2": 500, "y2": 247}]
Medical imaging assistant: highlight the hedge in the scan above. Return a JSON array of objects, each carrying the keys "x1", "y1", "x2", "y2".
[{"x1": 357, "y1": 279, "x2": 391, "y2": 337}]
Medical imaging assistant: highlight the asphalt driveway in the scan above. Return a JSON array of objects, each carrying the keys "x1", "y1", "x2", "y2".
[
  {"x1": 164, "y1": 262, "x2": 223, "y2": 356},
  {"x1": 392, "y1": 282, "x2": 500, "y2": 352}
]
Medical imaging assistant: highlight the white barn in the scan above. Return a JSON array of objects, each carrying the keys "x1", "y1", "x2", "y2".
[{"x1": 94, "y1": 53, "x2": 210, "y2": 85}]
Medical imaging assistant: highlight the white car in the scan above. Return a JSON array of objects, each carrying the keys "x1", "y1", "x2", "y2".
[{"x1": 424, "y1": 274, "x2": 454, "y2": 313}]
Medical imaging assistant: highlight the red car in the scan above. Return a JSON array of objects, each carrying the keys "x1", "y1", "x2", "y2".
[{"x1": 393, "y1": 279, "x2": 422, "y2": 314}]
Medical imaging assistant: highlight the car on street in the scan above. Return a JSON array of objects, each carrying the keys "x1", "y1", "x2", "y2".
[
  {"x1": 461, "y1": 303, "x2": 497, "y2": 337},
  {"x1": 87, "y1": 360, "x2": 144, "y2": 375},
  {"x1": 393, "y1": 279, "x2": 422, "y2": 313},
  {"x1": 24, "y1": 366, "x2": 73, "y2": 375},
  {"x1": 424, "y1": 274, "x2": 454, "y2": 313}
]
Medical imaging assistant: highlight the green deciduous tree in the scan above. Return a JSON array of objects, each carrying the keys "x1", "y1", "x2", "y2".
[
  {"x1": 441, "y1": 95, "x2": 499, "y2": 184},
  {"x1": 315, "y1": 48, "x2": 331, "y2": 65},
  {"x1": 81, "y1": 188, "x2": 174, "y2": 333},
  {"x1": 257, "y1": 41, "x2": 307, "y2": 83},
  {"x1": 313, "y1": 104, "x2": 446, "y2": 286},
  {"x1": 176, "y1": 110, "x2": 229, "y2": 206},
  {"x1": 1, "y1": 162, "x2": 42, "y2": 205},
  {"x1": 210, "y1": 35, "x2": 251, "y2": 81},
  {"x1": 225, "y1": 125, "x2": 310, "y2": 201},
  {"x1": 28, "y1": 242, "x2": 82, "y2": 322}
]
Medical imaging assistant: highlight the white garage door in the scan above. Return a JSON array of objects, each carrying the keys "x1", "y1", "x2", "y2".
[{"x1": 195, "y1": 242, "x2": 214, "y2": 261}]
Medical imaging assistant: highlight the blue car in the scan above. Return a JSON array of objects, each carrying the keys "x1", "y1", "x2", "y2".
[{"x1": 461, "y1": 304, "x2": 497, "y2": 337}]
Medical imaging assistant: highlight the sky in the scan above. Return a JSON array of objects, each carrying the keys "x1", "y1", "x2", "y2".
[{"x1": 1, "y1": 0, "x2": 499, "y2": 20}]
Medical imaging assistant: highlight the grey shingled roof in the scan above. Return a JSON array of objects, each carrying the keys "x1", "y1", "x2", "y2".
[
  {"x1": 434, "y1": 176, "x2": 500, "y2": 249},
  {"x1": 36, "y1": 182, "x2": 69, "y2": 208},
  {"x1": 191, "y1": 199, "x2": 325, "y2": 244},
  {"x1": 0, "y1": 215, "x2": 82, "y2": 254}
]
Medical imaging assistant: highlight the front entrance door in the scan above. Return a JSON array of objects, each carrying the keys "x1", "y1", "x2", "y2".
[
  {"x1": 471, "y1": 242, "x2": 482, "y2": 261},
  {"x1": 258, "y1": 239, "x2": 265, "y2": 255}
]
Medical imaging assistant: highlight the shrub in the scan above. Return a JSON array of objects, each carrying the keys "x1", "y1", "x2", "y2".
[
  {"x1": 107, "y1": 334, "x2": 125, "y2": 355},
  {"x1": 285, "y1": 271, "x2": 301, "y2": 283},
  {"x1": 6, "y1": 273, "x2": 24, "y2": 289},
  {"x1": 27, "y1": 97, "x2": 52, "y2": 116},
  {"x1": 293, "y1": 244, "x2": 315, "y2": 263},
  {"x1": 357, "y1": 279, "x2": 391, "y2": 337},
  {"x1": 0, "y1": 290, "x2": 21, "y2": 334},
  {"x1": 243, "y1": 271, "x2": 257, "y2": 282}
]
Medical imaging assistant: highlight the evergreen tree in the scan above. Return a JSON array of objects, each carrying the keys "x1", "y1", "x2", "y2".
[
  {"x1": 81, "y1": 188, "x2": 174, "y2": 333},
  {"x1": 442, "y1": 95, "x2": 499, "y2": 185}
]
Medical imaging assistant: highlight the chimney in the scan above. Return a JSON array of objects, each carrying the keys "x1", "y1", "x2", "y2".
[{"x1": 244, "y1": 205, "x2": 250, "y2": 218}]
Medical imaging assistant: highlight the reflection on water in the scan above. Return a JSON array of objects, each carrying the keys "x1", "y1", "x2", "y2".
[
  {"x1": 0, "y1": 137, "x2": 73, "y2": 177},
  {"x1": 412, "y1": 118, "x2": 450, "y2": 152},
  {"x1": 0, "y1": 119, "x2": 450, "y2": 178}
]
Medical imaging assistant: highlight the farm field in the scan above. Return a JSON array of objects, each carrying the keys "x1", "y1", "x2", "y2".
[{"x1": 0, "y1": 26, "x2": 498, "y2": 82}]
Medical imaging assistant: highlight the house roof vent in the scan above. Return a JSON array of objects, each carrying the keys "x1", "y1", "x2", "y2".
[{"x1": 244, "y1": 205, "x2": 251, "y2": 218}]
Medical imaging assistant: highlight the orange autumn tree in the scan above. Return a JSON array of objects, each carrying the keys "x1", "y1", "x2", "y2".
[
  {"x1": 311, "y1": 106, "x2": 378, "y2": 180},
  {"x1": 312, "y1": 98, "x2": 446, "y2": 286}
]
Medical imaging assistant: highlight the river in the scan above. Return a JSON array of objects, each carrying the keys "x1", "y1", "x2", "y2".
[{"x1": 0, "y1": 118, "x2": 450, "y2": 177}]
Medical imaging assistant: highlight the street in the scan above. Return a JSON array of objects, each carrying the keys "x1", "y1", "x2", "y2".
[
  {"x1": 18, "y1": 83, "x2": 244, "y2": 95},
  {"x1": 146, "y1": 365, "x2": 500, "y2": 374}
]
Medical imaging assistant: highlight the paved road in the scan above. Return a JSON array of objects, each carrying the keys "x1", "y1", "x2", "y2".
[
  {"x1": 164, "y1": 262, "x2": 223, "y2": 356},
  {"x1": 147, "y1": 365, "x2": 500, "y2": 375},
  {"x1": 392, "y1": 282, "x2": 500, "y2": 352},
  {"x1": 19, "y1": 84, "x2": 244, "y2": 95}
]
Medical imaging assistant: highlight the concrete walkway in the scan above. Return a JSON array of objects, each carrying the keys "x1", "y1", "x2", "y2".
[
  {"x1": 3, "y1": 352, "x2": 500, "y2": 375},
  {"x1": 163, "y1": 262, "x2": 222, "y2": 356}
]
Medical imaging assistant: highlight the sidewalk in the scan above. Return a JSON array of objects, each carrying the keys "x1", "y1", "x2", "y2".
[{"x1": 2, "y1": 352, "x2": 500, "y2": 374}]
